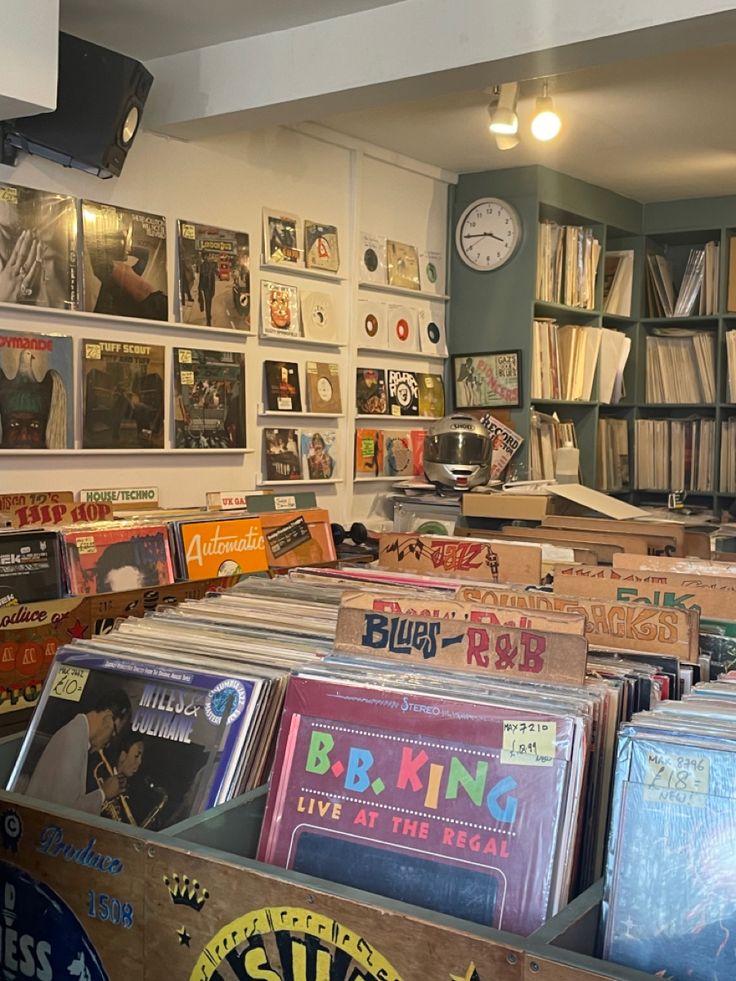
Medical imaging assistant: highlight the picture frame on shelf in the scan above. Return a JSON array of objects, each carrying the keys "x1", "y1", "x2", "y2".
[{"x1": 451, "y1": 350, "x2": 522, "y2": 410}]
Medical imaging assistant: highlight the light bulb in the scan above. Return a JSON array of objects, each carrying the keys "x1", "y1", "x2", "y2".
[
  {"x1": 489, "y1": 106, "x2": 518, "y2": 135},
  {"x1": 531, "y1": 95, "x2": 561, "y2": 141}
]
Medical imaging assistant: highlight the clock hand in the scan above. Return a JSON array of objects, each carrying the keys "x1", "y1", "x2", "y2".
[{"x1": 463, "y1": 232, "x2": 505, "y2": 242}]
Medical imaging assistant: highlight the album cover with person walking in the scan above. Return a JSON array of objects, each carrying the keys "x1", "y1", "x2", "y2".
[
  {"x1": 174, "y1": 347, "x2": 246, "y2": 449},
  {"x1": 0, "y1": 329, "x2": 73, "y2": 449},
  {"x1": 0, "y1": 182, "x2": 79, "y2": 310},
  {"x1": 82, "y1": 201, "x2": 168, "y2": 321},
  {"x1": 177, "y1": 219, "x2": 250, "y2": 331}
]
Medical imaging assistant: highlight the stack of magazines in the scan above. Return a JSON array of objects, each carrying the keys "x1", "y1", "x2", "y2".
[
  {"x1": 537, "y1": 221, "x2": 601, "y2": 310},
  {"x1": 646, "y1": 242, "x2": 719, "y2": 317}
]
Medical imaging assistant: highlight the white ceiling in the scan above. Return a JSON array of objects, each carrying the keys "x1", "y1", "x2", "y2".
[
  {"x1": 59, "y1": 0, "x2": 405, "y2": 58},
  {"x1": 316, "y1": 44, "x2": 736, "y2": 202}
]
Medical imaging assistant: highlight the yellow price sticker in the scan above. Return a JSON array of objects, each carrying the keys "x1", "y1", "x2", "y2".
[
  {"x1": 643, "y1": 750, "x2": 710, "y2": 807},
  {"x1": 50, "y1": 665, "x2": 89, "y2": 702},
  {"x1": 76, "y1": 535, "x2": 97, "y2": 554},
  {"x1": 501, "y1": 720, "x2": 557, "y2": 767}
]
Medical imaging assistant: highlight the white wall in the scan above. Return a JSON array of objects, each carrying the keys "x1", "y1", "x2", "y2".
[
  {"x1": 0, "y1": 123, "x2": 454, "y2": 526},
  {"x1": 0, "y1": 0, "x2": 58, "y2": 120}
]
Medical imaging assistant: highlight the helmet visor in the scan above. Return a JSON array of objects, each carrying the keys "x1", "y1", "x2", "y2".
[{"x1": 424, "y1": 432, "x2": 492, "y2": 466}]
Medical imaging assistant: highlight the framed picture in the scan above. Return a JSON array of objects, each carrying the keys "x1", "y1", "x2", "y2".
[{"x1": 452, "y1": 350, "x2": 521, "y2": 409}]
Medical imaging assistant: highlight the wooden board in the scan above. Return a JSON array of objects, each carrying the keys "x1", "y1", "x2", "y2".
[
  {"x1": 501, "y1": 525, "x2": 674, "y2": 557},
  {"x1": 480, "y1": 529, "x2": 621, "y2": 565},
  {"x1": 341, "y1": 589, "x2": 587, "y2": 635},
  {"x1": 612, "y1": 554, "x2": 736, "y2": 577},
  {"x1": 454, "y1": 526, "x2": 598, "y2": 566},
  {"x1": 335, "y1": 604, "x2": 588, "y2": 685},
  {"x1": 456, "y1": 584, "x2": 699, "y2": 663},
  {"x1": 378, "y1": 532, "x2": 542, "y2": 585},
  {"x1": 542, "y1": 515, "x2": 686, "y2": 552},
  {"x1": 553, "y1": 565, "x2": 736, "y2": 622}
]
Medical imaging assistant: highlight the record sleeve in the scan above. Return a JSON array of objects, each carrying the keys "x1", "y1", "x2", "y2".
[
  {"x1": 357, "y1": 299, "x2": 389, "y2": 349},
  {"x1": 0, "y1": 182, "x2": 78, "y2": 310},
  {"x1": 176, "y1": 516, "x2": 269, "y2": 578},
  {"x1": 82, "y1": 338, "x2": 165, "y2": 449},
  {"x1": 411, "y1": 428, "x2": 427, "y2": 475},
  {"x1": 264, "y1": 428, "x2": 302, "y2": 481},
  {"x1": 264, "y1": 360, "x2": 302, "y2": 412},
  {"x1": 359, "y1": 232, "x2": 386, "y2": 284},
  {"x1": 384, "y1": 430, "x2": 414, "y2": 476},
  {"x1": 418, "y1": 314, "x2": 449, "y2": 357},
  {"x1": 300, "y1": 290, "x2": 337, "y2": 343},
  {"x1": 8, "y1": 646, "x2": 263, "y2": 827},
  {"x1": 0, "y1": 530, "x2": 64, "y2": 604},
  {"x1": 263, "y1": 208, "x2": 301, "y2": 265},
  {"x1": 62, "y1": 524, "x2": 174, "y2": 595},
  {"x1": 417, "y1": 372, "x2": 445, "y2": 417},
  {"x1": 419, "y1": 248, "x2": 445, "y2": 295},
  {"x1": 300, "y1": 430, "x2": 337, "y2": 480},
  {"x1": 260, "y1": 281, "x2": 300, "y2": 338},
  {"x1": 355, "y1": 428, "x2": 383, "y2": 475},
  {"x1": 177, "y1": 219, "x2": 250, "y2": 331},
  {"x1": 388, "y1": 304, "x2": 419, "y2": 352},
  {"x1": 174, "y1": 347, "x2": 246, "y2": 449},
  {"x1": 0, "y1": 329, "x2": 73, "y2": 449},
  {"x1": 304, "y1": 221, "x2": 339, "y2": 273},
  {"x1": 305, "y1": 361, "x2": 342, "y2": 413},
  {"x1": 356, "y1": 367, "x2": 388, "y2": 415},
  {"x1": 82, "y1": 201, "x2": 168, "y2": 320},
  {"x1": 388, "y1": 369, "x2": 419, "y2": 416},
  {"x1": 386, "y1": 239, "x2": 421, "y2": 290}
]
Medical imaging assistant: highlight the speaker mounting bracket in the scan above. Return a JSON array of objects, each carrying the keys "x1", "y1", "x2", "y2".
[{"x1": 0, "y1": 125, "x2": 19, "y2": 168}]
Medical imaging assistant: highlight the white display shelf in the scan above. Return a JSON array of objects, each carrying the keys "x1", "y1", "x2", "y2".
[
  {"x1": 0, "y1": 447, "x2": 254, "y2": 457},
  {"x1": 256, "y1": 478, "x2": 343, "y2": 486},
  {"x1": 257, "y1": 405, "x2": 343, "y2": 419},
  {"x1": 259, "y1": 332, "x2": 344, "y2": 349},
  {"x1": 260, "y1": 260, "x2": 346, "y2": 283},
  {"x1": 357, "y1": 282, "x2": 449, "y2": 302},
  {"x1": 354, "y1": 414, "x2": 441, "y2": 421},
  {"x1": 354, "y1": 475, "x2": 410, "y2": 482},
  {"x1": 356, "y1": 345, "x2": 446, "y2": 361},
  {"x1": 0, "y1": 301, "x2": 252, "y2": 340}
]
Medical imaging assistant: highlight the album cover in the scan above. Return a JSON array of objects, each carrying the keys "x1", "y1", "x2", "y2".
[
  {"x1": 62, "y1": 524, "x2": 175, "y2": 596},
  {"x1": 0, "y1": 530, "x2": 64, "y2": 604},
  {"x1": 300, "y1": 430, "x2": 337, "y2": 480},
  {"x1": 260, "y1": 281, "x2": 300, "y2": 338},
  {"x1": 176, "y1": 219, "x2": 250, "y2": 331},
  {"x1": 0, "y1": 329, "x2": 73, "y2": 449},
  {"x1": 0, "y1": 182, "x2": 78, "y2": 310},
  {"x1": 9, "y1": 647, "x2": 262, "y2": 827},
  {"x1": 359, "y1": 232, "x2": 386, "y2": 284},
  {"x1": 356, "y1": 367, "x2": 388, "y2": 415},
  {"x1": 300, "y1": 291, "x2": 337, "y2": 343},
  {"x1": 417, "y1": 373, "x2": 445, "y2": 417},
  {"x1": 82, "y1": 201, "x2": 168, "y2": 321},
  {"x1": 355, "y1": 428, "x2": 383, "y2": 475},
  {"x1": 82, "y1": 338, "x2": 165, "y2": 449},
  {"x1": 418, "y1": 315, "x2": 448, "y2": 357},
  {"x1": 304, "y1": 221, "x2": 339, "y2": 273},
  {"x1": 419, "y1": 248, "x2": 445, "y2": 295},
  {"x1": 357, "y1": 299, "x2": 389, "y2": 349},
  {"x1": 388, "y1": 304, "x2": 419, "y2": 352},
  {"x1": 264, "y1": 360, "x2": 302, "y2": 412},
  {"x1": 388, "y1": 369, "x2": 419, "y2": 416},
  {"x1": 386, "y1": 239, "x2": 420, "y2": 290},
  {"x1": 384, "y1": 430, "x2": 414, "y2": 476},
  {"x1": 174, "y1": 347, "x2": 246, "y2": 449},
  {"x1": 411, "y1": 428, "x2": 427, "y2": 475},
  {"x1": 305, "y1": 361, "x2": 342, "y2": 413},
  {"x1": 263, "y1": 209, "x2": 301, "y2": 265},
  {"x1": 175, "y1": 516, "x2": 269, "y2": 579},
  {"x1": 264, "y1": 428, "x2": 302, "y2": 481}
]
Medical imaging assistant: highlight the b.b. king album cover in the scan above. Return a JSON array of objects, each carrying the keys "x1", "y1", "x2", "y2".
[
  {"x1": 82, "y1": 201, "x2": 168, "y2": 321},
  {"x1": 0, "y1": 182, "x2": 78, "y2": 310},
  {"x1": 62, "y1": 524, "x2": 174, "y2": 595},
  {"x1": 300, "y1": 430, "x2": 337, "y2": 480},
  {"x1": 8, "y1": 647, "x2": 261, "y2": 828},
  {"x1": 0, "y1": 329, "x2": 73, "y2": 449},
  {"x1": 177, "y1": 219, "x2": 251, "y2": 331},
  {"x1": 174, "y1": 347, "x2": 246, "y2": 449},
  {"x1": 0, "y1": 530, "x2": 64, "y2": 604},
  {"x1": 264, "y1": 428, "x2": 302, "y2": 481},
  {"x1": 82, "y1": 338, "x2": 165, "y2": 449}
]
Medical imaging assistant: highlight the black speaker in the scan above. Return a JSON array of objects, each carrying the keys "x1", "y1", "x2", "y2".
[{"x1": 6, "y1": 32, "x2": 153, "y2": 179}]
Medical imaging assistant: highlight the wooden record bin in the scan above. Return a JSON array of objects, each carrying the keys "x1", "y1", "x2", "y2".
[{"x1": 0, "y1": 735, "x2": 653, "y2": 981}]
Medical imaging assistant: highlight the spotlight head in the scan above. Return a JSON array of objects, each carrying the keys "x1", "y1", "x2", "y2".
[
  {"x1": 495, "y1": 132, "x2": 519, "y2": 151},
  {"x1": 487, "y1": 81, "x2": 519, "y2": 135},
  {"x1": 531, "y1": 82, "x2": 561, "y2": 142}
]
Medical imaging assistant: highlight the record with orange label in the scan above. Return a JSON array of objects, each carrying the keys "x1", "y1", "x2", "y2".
[
  {"x1": 357, "y1": 299, "x2": 388, "y2": 349},
  {"x1": 388, "y1": 304, "x2": 418, "y2": 352}
]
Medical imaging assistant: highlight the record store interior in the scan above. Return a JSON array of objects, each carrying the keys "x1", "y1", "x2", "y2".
[{"x1": 3, "y1": 3, "x2": 736, "y2": 980}]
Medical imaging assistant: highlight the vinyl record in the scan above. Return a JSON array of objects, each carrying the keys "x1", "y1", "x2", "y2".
[
  {"x1": 388, "y1": 305, "x2": 418, "y2": 352},
  {"x1": 357, "y1": 299, "x2": 388, "y2": 348},
  {"x1": 360, "y1": 232, "x2": 386, "y2": 285},
  {"x1": 301, "y1": 291, "x2": 337, "y2": 343},
  {"x1": 418, "y1": 315, "x2": 448, "y2": 357}
]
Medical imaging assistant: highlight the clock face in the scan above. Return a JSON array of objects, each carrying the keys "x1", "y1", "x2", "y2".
[{"x1": 455, "y1": 197, "x2": 521, "y2": 271}]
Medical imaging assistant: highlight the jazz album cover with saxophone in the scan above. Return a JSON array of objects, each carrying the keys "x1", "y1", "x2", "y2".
[{"x1": 8, "y1": 647, "x2": 264, "y2": 830}]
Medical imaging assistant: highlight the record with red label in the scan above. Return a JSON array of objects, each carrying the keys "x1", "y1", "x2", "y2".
[
  {"x1": 357, "y1": 299, "x2": 388, "y2": 349},
  {"x1": 388, "y1": 305, "x2": 418, "y2": 352},
  {"x1": 418, "y1": 313, "x2": 448, "y2": 357}
]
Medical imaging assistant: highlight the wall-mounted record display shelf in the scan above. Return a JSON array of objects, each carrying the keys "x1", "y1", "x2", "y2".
[
  {"x1": 259, "y1": 333, "x2": 345, "y2": 349},
  {"x1": 257, "y1": 405, "x2": 344, "y2": 419},
  {"x1": 356, "y1": 345, "x2": 445, "y2": 361},
  {"x1": 260, "y1": 260, "x2": 346, "y2": 283},
  {"x1": 358, "y1": 281, "x2": 449, "y2": 302},
  {"x1": 354, "y1": 474, "x2": 411, "y2": 482},
  {"x1": 256, "y1": 477, "x2": 343, "y2": 487},
  {"x1": 354, "y1": 414, "x2": 442, "y2": 421}
]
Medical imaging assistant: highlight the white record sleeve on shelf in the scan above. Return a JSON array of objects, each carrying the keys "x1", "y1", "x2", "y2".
[
  {"x1": 300, "y1": 290, "x2": 338, "y2": 343},
  {"x1": 418, "y1": 312, "x2": 448, "y2": 357},
  {"x1": 357, "y1": 299, "x2": 389, "y2": 349},
  {"x1": 419, "y1": 248, "x2": 446, "y2": 295},
  {"x1": 388, "y1": 304, "x2": 419, "y2": 353},
  {"x1": 359, "y1": 232, "x2": 386, "y2": 284}
]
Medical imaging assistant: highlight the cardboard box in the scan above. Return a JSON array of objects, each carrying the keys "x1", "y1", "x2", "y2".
[{"x1": 463, "y1": 492, "x2": 555, "y2": 522}]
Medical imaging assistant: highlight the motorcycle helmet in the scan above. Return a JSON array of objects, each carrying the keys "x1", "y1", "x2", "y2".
[{"x1": 423, "y1": 414, "x2": 493, "y2": 491}]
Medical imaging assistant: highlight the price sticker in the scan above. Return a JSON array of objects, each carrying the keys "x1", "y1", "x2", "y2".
[
  {"x1": 643, "y1": 750, "x2": 710, "y2": 807},
  {"x1": 76, "y1": 535, "x2": 97, "y2": 554},
  {"x1": 180, "y1": 370, "x2": 195, "y2": 386},
  {"x1": 501, "y1": 720, "x2": 557, "y2": 767},
  {"x1": 51, "y1": 665, "x2": 89, "y2": 702},
  {"x1": 178, "y1": 349, "x2": 193, "y2": 364}
]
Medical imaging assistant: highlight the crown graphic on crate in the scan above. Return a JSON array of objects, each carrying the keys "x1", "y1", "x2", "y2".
[{"x1": 163, "y1": 873, "x2": 210, "y2": 911}]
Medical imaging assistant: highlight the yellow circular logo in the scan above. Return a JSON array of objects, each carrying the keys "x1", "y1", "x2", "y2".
[{"x1": 191, "y1": 906, "x2": 402, "y2": 981}]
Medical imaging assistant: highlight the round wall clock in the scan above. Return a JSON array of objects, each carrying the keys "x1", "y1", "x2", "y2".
[{"x1": 455, "y1": 197, "x2": 522, "y2": 271}]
